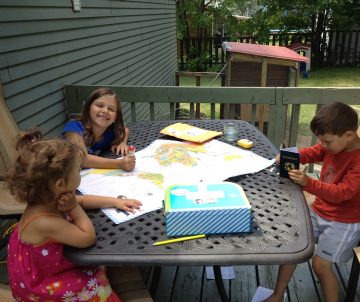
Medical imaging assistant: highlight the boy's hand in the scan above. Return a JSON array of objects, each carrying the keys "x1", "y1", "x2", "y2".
[
  {"x1": 288, "y1": 169, "x2": 309, "y2": 187},
  {"x1": 118, "y1": 155, "x2": 136, "y2": 172},
  {"x1": 112, "y1": 142, "x2": 128, "y2": 156},
  {"x1": 275, "y1": 154, "x2": 280, "y2": 165},
  {"x1": 115, "y1": 198, "x2": 142, "y2": 214},
  {"x1": 57, "y1": 191, "x2": 77, "y2": 212}
]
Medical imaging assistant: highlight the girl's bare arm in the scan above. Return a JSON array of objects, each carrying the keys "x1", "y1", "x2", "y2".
[
  {"x1": 123, "y1": 127, "x2": 130, "y2": 144},
  {"x1": 64, "y1": 131, "x2": 135, "y2": 171},
  {"x1": 83, "y1": 154, "x2": 135, "y2": 171},
  {"x1": 37, "y1": 204, "x2": 96, "y2": 248},
  {"x1": 77, "y1": 195, "x2": 142, "y2": 213}
]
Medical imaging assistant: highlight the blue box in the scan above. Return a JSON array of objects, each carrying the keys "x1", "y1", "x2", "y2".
[{"x1": 165, "y1": 182, "x2": 252, "y2": 237}]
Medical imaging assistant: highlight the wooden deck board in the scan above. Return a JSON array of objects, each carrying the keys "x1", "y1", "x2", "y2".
[
  {"x1": 231, "y1": 265, "x2": 258, "y2": 302},
  {"x1": 201, "y1": 267, "x2": 224, "y2": 302},
  {"x1": 153, "y1": 266, "x2": 177, "y2": 301},
  {"x1": 257, "y1": 264, "x2": 277, "y2": 291},
  {"x1": 172, "y1": 266, "x2": 204, "y2": 301},
  {"x1": 149, "y1": 261, "x2": 360, "y2": 302},
  {"x1": 288, "y1": 260, "x2": 322, "y2": 302}
]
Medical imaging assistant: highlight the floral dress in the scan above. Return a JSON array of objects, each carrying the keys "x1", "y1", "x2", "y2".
[{"x1": 7, "y1": 214, "x2": 121, "y2": 302}]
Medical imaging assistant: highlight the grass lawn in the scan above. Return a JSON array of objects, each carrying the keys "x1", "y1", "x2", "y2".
[
  {"x1": 179, "y1": 76, "x2": 222, "y2": 87},
  {"x1": 298, "y1": 66, "x2": 360, "y2": 87},
  {"x1": 179, "y1": 66, "x2": 360, "y2": 136},
  {"x1": 298, "y1": 66, "x2": 360, "y2": 136},
  {"x1": 178, "y1": 75, "x2": 223, "y2": 118}
]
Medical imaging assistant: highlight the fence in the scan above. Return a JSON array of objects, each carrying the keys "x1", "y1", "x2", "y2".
[{"x1": 178, "y1": 30, "x2": 360, "y2": 70}]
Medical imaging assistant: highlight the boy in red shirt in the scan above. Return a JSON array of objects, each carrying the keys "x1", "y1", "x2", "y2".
[{"x1": 266, "y1": 102, "x2": 360, "y2": 302}]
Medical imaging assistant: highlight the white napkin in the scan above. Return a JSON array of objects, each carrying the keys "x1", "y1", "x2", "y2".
[{"x1": 251, "y1": 286, "x2": 287, "y2": 302}]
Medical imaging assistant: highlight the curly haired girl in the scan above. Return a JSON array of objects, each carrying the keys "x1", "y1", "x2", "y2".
[{"x1": 6, "y1": 129, "x2": 141, "y2": 301}]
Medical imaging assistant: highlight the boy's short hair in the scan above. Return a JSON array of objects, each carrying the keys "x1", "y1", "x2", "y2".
[{"x1": 310, "y1": 102, "x2": 359, "y2": 136}]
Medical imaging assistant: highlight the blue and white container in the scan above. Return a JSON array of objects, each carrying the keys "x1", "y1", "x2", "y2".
[{"x1": 165, "y1": 182, "x2": 252, "y2": 237}]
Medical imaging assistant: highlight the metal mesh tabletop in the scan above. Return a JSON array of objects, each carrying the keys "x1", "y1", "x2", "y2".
[{"x1": 65, "y1": 120, "x2": 314, "y2": 266}]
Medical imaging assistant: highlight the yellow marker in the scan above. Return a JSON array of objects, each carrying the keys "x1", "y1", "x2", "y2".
[
  {"x1": 237, "y1": 139, "x2": 253, "y2": 148},
  {"x1": 153, "y1": 234, "x2": 206, "y2": 246}
]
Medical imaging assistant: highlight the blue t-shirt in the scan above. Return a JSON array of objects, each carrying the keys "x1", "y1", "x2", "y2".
[{"x1": 61, "y1": 120, "x2": 115, "y2": 155}]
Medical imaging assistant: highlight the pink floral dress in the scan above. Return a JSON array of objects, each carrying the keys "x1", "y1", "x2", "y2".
[{"x1": 7, "y1": 214, "x2": 121, "y2": 302}]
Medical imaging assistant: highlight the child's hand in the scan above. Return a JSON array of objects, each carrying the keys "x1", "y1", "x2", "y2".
[
  {"x1": 57, "y1": 191, "x2": 77, "y2": 213},
  {"x1": 119, "y1": 154, "x2": 136, "y2": 171},
  {"x1": 275, "y1": 154, "x2": 280, "y2": 165},
  {"x1": 111, "y1": 142, "x2": 128, "y2": 156},
  {"x1": 288, "y1": 169, "x2": 309, "y2": 187},
  {"x1": 115, "y1": 198, "x2": 142, "y2": 214}
]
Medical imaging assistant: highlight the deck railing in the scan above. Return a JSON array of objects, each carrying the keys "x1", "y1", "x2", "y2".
[{"x1": 64, "y1": 85, "x2": 360, "y2": 151}]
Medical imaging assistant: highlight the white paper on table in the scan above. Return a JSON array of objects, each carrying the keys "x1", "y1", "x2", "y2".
[
  {"x1": 78, "y1": 139, "x2": 274, "y2": 224},
  {"x1": 205, "y1": 266, "x2": 235, "y2": 280},
  {"x1": 78, "y1": 167, "x2": 164, "y2": 224},
  {"x1": 135, "y1": 139, "x2": 274, "y2": 183},
  {"x1": 251, "y1": 286, "x2": 287, "y2": 302}
]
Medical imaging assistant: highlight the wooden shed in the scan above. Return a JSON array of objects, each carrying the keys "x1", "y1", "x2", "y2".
[{"x1": 223, "y1": 42, "x2": 309, "y2": 132}]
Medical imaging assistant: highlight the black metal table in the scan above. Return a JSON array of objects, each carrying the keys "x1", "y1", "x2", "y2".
[{"x1": 65, "y1": 120, "x2": 314, "y2": 302}]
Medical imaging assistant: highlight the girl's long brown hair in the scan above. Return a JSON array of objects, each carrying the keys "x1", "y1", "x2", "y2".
[{"x1": 80, "y1": 87, "x2": 126, "y2": 147}]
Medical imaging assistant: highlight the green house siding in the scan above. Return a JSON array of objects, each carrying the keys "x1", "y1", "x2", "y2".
[{"x1": 0, "y1": 0, "x2": 177, "y2": 136}]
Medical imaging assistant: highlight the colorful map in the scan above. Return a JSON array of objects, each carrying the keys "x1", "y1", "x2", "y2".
[
  {"x1": 78, "y1": 139, "x2": 274, "y2": 223},
  {"x1": 83, "y1": 169, "x2": 164, "y2": 188},
  {"x1": 137, "y1": 172, "x2": 164, "y2": 188},
  {"x1": 153, "y1": 142, "x2": 206, "y2": 167}
]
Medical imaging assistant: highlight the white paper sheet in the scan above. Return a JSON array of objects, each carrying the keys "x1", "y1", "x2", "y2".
[
  {"x1": 251, "y1": 286, "x2": 287, "y2": 302},
  {"x1": 205, "y1": 266, "x2": 235, "y2": 280}
]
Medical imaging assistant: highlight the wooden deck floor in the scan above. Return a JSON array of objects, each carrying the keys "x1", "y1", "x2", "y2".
[
  {"x1": 1, "y1": 260, "x2": 359, "y2": 301},
  {"x1": 144, "y1": 260, "x2": 360, "y2": 302}
]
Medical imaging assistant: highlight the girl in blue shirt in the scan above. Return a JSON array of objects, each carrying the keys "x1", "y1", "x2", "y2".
[{"x1": 62, "y1": 87, "x2": 135, "y2": 171}]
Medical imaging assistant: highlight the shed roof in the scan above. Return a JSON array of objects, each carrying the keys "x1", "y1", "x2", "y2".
[
  {"x1": 287, "y1": 42, "x2": 311, "y2": 51},
  {"x1": 223, "y1": 42, "x2": 309, "y2": 62}
]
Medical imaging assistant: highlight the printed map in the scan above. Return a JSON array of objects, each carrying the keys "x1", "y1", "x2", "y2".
[
  {"x1": 78, "y1": 139, "x2": 274, "y2": 223},
  {"x1": 152, "y1": 142, "x2": 206, "y2": 167}
]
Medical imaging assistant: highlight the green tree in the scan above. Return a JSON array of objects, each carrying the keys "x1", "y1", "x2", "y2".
[
  {"x1": 176, "y1": 0, "x2": 238, "y2": 71},
  {"x1": 177, "y1": 0, "x2": 360, "y2": 69},
  {"x1": 242, "y1": 0, "x2": 360, "y2": 64}
]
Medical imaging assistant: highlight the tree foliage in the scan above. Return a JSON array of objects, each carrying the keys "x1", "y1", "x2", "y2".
[
  {"x1": 242, "y1": 0, "x2": 360, "y2": 63},
  {"x1": 246, "y1": 0, "x2": 360, "y2": 34},
  {"x1": 176, "y1": 0, "x2": 239, "y2": 70},
  {"x1": 176, "y1": 0, "x2": 360, "y2": 69},
  {"x1": 176, "y1": 0, "x2": 238, "y2": 40}
]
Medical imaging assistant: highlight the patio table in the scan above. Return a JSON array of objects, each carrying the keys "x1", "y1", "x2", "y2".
[{"x1": 64, "y1": 120, "x2": 314, "y2": 302}]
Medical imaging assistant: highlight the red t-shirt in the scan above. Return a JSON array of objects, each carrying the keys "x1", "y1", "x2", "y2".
[{"x1": 300, "y1": 143, "x2": 360, "y2": 223}]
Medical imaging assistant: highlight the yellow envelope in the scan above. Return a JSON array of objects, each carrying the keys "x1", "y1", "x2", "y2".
[{"x1": 160, "y1": 123, "x2": 222, "y2": 143}]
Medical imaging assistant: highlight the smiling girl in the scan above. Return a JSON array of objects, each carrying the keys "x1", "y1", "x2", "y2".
[{"x1": 62, "y1": 87, "x2": 135, "y2": 171}]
